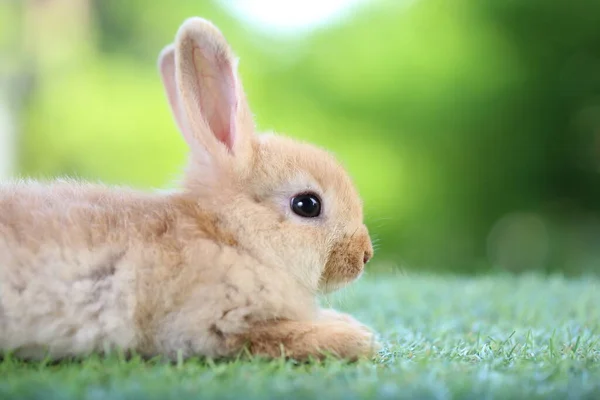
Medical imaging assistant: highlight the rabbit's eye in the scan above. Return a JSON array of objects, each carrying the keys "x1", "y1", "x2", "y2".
[{"x1": 291, "y1": 193, "x2": 321, "y2": 218}]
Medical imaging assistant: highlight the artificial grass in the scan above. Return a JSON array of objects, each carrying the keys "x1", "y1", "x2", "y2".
[{"x1": 1, "y1": 272, "x2": 599, "y2": 399}]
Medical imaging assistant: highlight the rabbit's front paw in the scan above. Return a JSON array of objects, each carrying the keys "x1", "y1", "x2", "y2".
[
  {"x1": 322, "y1": 320, "x2": 380, "y2": 359},
  {"x1": 318, "y1": 309, "x2": 381, "y2": 357},
  {"x1": 237, "y1": 317, "x2": 381, "y2": 361}
]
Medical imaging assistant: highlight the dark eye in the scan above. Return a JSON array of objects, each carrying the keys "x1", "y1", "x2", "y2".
[{"x1": 290, "y1": 193, "x2": 321, "y2": 218}]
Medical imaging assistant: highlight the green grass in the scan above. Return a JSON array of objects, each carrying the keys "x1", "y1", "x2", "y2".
[{"x1": 1, "y1": 272, "x2": 599, "y2": 399}]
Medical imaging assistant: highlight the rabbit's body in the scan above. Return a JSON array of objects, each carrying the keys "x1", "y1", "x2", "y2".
[
  {"x1": 0, "y1": 180, "x2": 145, "y2": 358},
  {"x1": 0, "y1": 18, "x2": 379, "y2": 361},
  {"x1": 0, "y1": 180, "x2": 314, "y2": 359}
]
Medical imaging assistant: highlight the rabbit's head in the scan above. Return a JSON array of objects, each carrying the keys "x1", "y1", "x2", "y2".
[{"x1": 159, "y1": 18, "x2": 373, "y2": 294}]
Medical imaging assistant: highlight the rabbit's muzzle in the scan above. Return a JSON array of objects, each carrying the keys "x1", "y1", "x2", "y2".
[{"x1": 320, "y1": 227, "x2": 373, "y2": 291}]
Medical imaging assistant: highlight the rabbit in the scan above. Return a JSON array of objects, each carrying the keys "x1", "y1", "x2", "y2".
[{"x1": 0, "y1": 17, "x2": 379, "y2": 362}]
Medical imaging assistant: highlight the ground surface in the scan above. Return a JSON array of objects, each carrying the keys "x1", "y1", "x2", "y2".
[{"x1": 1, "y1": 272, "x2": 599, "y2": 399}]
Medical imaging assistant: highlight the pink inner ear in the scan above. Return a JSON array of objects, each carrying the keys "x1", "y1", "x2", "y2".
[{"x1": 192, "y1": 46, "x2": 237, "y2": 152}]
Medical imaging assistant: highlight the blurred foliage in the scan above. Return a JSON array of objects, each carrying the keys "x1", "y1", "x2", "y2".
[{"x1": 5, "y1": 0, "x2": 600, "y2": 274}]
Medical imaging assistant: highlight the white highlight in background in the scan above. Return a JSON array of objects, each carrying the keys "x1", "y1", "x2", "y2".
[{"x1": 219, "y1": 0, "x2": 366, "y2": 33}]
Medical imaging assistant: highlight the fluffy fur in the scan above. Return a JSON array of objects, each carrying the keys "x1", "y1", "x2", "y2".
[{"x1": 0, "y1": 17, "x2": 378, "y2": 361}]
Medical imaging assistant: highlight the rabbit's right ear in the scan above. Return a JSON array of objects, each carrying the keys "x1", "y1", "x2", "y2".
[{"x1": 159, "y1": 18, "x2": 255, "y2": 173}]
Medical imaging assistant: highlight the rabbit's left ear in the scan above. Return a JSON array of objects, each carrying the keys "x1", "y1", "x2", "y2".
[
  {"x1": 159, "y1": 18, "x2": 254, "y2": 170},
  {"x1": 158, "y1": 45, "x2": 189, "y2": 142}
]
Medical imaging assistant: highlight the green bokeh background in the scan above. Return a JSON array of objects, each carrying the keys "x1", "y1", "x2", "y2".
[{"x1": 2, "y1": 0, "x2": 600, "y2": 275}]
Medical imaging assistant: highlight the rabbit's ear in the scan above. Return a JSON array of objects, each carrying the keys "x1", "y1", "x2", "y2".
[
  {"x1": 169, "y1": 17, "x2": 254, "y2": 168},
  {"x1": 159, "y1": 45, "x2": 194, "y2": 144}
]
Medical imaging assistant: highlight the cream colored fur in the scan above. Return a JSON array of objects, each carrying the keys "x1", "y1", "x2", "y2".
[{"x1": 0, "y1": 18, "x2": 378, "y2": 361}]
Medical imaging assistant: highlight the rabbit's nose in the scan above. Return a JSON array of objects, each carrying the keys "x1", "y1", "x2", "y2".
[{"x1": 363, "y1": 250, "x2": 373, "y2": 265}]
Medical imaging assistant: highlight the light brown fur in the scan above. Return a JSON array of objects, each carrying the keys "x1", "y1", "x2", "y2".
[{"x1": 0, "y1": 17, "x2": 378, "y2": 361}]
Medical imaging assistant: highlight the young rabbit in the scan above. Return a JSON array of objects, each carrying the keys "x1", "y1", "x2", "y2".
[{"x1": 0, "y1": 17, "x2": 378, "y2": 361}]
